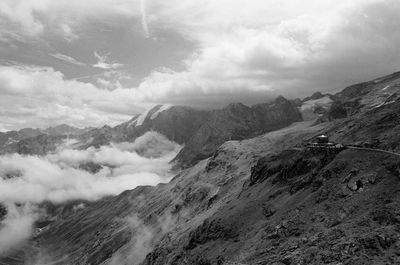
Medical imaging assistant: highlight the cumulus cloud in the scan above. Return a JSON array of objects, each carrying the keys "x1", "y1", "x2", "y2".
[
  {"x1": 1, "y1": 0, "x2": 400, "y2": 129},
  {"x1": 0, "y1": 0, "x2": 143, "y2": 41},
  {"x1": 0, "y1": 132, "x2": 181, "y2": 254},
  {"x1": 0, "y1": 65, "x2": 147, "y2": 131},
  {"x1": 134, "y1": 0, "x2": 400, "y2": 104}
]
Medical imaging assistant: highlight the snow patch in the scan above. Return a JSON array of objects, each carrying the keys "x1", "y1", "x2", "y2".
[
  {"x1": 136, "y1": 109, "x2": 151, "y2": 126},
  {"x1": 127, "y1": 116, "x2": 139, "y2": 128},
  {"x1": 131, "y1": 105, "x2": 173, "y2": 127},
  {"x1": 150, "y1": 105, "x2": 172, "y2": 120}
]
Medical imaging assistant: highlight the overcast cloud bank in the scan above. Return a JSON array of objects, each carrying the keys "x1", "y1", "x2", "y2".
[{"x1": 0, "y1": 0, "x2": 400, "y2": 130}]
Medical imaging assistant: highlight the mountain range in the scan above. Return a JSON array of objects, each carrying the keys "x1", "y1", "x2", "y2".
[
  {"x1": 0, "y1": 96, "x2": 304, "y2": 167},
  {"x1": 1, "y1": 71, "x2": 400, "y2": 264}
]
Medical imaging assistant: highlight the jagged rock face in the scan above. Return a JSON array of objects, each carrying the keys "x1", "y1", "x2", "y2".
[
  {"x1": 0, "y1": 134, "x2": 63, "y2": 155},
  {"x1": 174, "y1": 97, "x2": 302, "y2": 167},
  {"x1": 0, "y1": 128, "x2": 42, "y2": 148},
  {"x1": 253, "y1": 96, "x2": 303, "y2": 130},
  {"x1": 173, "y1": 103, "x2": 257, "y2": 166}
]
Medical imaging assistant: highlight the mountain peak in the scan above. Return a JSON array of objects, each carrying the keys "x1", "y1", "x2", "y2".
[
  {"x1": 302, "y1": 91, "x2": 324, "y2": 102},
  {"x1": 42, "y1": 124, "x2": 80, "y2": 136},
  {"x1": 274, "y1": 95, "x2": 289, "y2": 104}
]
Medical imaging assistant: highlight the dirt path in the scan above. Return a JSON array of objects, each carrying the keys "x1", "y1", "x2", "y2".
[{"x1": 347, "y1": 146, "x2": 400, "y2": 158}]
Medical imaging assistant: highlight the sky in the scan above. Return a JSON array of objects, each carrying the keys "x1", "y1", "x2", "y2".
[{"x1": 0, "y1": 0, "x2": 399, "y2": 131}]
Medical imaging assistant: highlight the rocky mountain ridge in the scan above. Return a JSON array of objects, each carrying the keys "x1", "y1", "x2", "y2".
[
  {"x1": 77, "y1": 96, "x2": 302, "y2": 167},
  {"x1": 174, "y1": 96, "x2": 302, "y2": 167},
  {"x1": 0, "y1": 124, "x2": 91, "y2": 151},
  {"x1": 0, "y1": 97, "x2": 302, "y2": 167}
]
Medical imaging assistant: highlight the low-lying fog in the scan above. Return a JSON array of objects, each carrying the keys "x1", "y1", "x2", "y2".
[{"x1": 0, "y1": 131, "x2": 181, "y2": 254}]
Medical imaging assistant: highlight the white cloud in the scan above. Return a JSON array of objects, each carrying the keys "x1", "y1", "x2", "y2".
[
  {"x1": 0, "y1": 0, "x2": 143, "y2": 41},
  {"x1": 0, "y1": 1, "x2": 45, "y2": 38},
  {"x1": 0, "y1": 131, "x2": 181, "y2": 254},
  {"x1": 134, "y1": 0, "x2": 400, "y2": 103},
  {"x1": 0, "y1": 203, "x2": 37, "y2": 255},
  {"x1": 60, "y1": 23, "x2": 79, "y2": 42},
  {"x1": 108, "y1": 212, "x2": 177, "y2": 264},
  {"x1": 0, "y1": 65, "x2": 148, "y2": 130},
  {"x1": 1, "y1": 0, "x2": 400, "y2": 128},
  {"x1": 93, "y1": 52, "x2": 124, "y2": 70},
  {"x1": 0, "y1": 132, "x2": 180, "y2": 204},
  {"x1": 51, "y1": 53, "x2": 86, "y2": 66},
  {"x1": 140, "y1": 0, "x2": 150, "y2": 38}
]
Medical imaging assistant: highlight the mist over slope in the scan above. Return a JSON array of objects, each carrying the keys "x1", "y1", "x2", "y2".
[{"x1": 0, "y1": 131, "x2": 181, "y2": 255}]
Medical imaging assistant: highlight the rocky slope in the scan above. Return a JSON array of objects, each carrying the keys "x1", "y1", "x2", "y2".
[{"x1": 1, "y1": 71, "x2": 400, "y2": 264}]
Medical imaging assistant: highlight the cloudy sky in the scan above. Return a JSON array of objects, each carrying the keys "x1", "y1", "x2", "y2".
[{"x1": 0, "y1": 0, "x2": 399, "y2": 131}]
